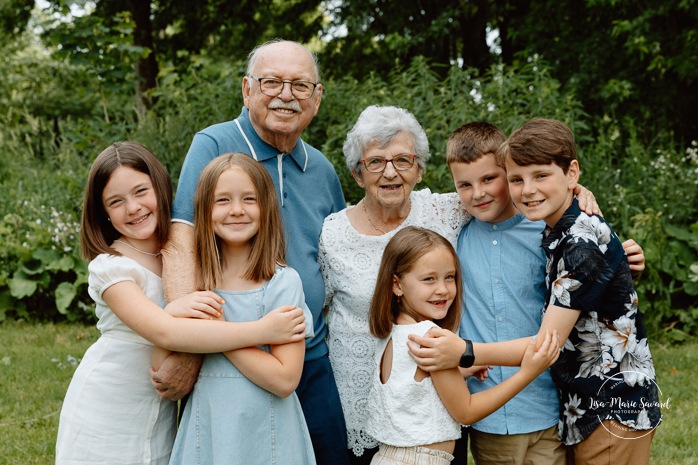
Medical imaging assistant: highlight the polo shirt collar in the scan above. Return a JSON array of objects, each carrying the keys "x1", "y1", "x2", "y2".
[{"x1": 236, "y1": 107, "x2": 309, "y2": 171}]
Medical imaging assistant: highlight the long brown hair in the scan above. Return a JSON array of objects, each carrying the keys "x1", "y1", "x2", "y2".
[
  {"x1": 194, "y1": 153, "x2": 285, "y2": 290},
  {"x1": 80, "y1": 142, "x2": 172, "y2": 261},
  {"x1": 369, "y1": 226, "x2": 462, "y2": 339}
]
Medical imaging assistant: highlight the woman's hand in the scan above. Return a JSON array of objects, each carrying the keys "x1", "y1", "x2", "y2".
[
  {"x1": 163, "y1": 290, "x2": 224, "y2": 319},
  {"x1": 258, "y1": 305, "x2": 307, "y2": 345},
  {"x1": 520, "y1": 330, "x2": 560, "y2": 379}
]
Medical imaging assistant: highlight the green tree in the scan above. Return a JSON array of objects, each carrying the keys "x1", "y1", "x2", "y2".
[
  {"x1": 495, "y1": 0, "x2": 698, "y2": 145},
  {"x1": 0, "y1": 0, "x2": 33, "y2": 40},
  {"x1": 322, "y1": 0, "x2": 697, "y2": 144},
  {"x1": 321, "y1": 0, "x2": 493, "y2": 79},
  {"x1": 38, "y1": 0, "x2": 324, "y2": 112}
]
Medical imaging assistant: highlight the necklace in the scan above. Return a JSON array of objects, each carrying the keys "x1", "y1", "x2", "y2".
[
  {"x1": 362, "y1": 201, "x2": 386, "y2": 234},
  {"x1": 114, "y1": 239, "x2": 162, "y2": 257}
]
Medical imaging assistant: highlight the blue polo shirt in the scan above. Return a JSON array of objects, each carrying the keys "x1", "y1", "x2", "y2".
[
  {"x1": 457, "y1": 212, "x2": 559, "y2": 434},
  {"x1": 172, "y1": 107, "x2": 346, "y2": 360}
]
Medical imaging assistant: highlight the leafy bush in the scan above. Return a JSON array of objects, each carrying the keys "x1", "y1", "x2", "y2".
[
  {"x1": 0, "y1": 201, "x2": 90, "y2": 322},
  {"x1": 580, "y1": 126, "x2": 698, "y2": 341}
]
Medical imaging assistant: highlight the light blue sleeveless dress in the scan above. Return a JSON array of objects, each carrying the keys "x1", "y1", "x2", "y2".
[{"x1": 169, "y1": 266, "x2": 316, "y2": 465}]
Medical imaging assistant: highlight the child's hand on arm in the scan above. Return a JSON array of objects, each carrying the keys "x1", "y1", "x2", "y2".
[
  {"x1": 520, "y1": 330, "x2": 560, "y2": 380},
  {"x1": 154, "y1": 290, "x2": 222, "y2": 374},
  {"x1": 257, "y1": 304, "x2": 306, "y2": 345},
  {"x1": 460, "y1": 365, "x2": 491, "y2": 381},
  {"x1": 406, "y1": 327, "x2": 466, "y2": 372},
  {"x1": 164, "y1": 290, "x2": 224, "y2": 319}
]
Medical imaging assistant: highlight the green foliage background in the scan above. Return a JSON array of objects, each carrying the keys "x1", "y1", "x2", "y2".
[{"x1": 1, "y1": 37, "x2": 696, "y2": 342}]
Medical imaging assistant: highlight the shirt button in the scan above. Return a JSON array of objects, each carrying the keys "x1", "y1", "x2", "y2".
[
  {"x1": 492, "y1": 225, "x2": 498, "y2": 230},
  {"x1": 493, "y1": 240, "x2": 498, "y2": 245},
  {"x1": 494, "y1": 279, "x2": 500, "y2": 284}
]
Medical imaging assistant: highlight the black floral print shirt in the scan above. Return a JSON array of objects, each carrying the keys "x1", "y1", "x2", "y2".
[{"x1": 542, "y1": 198, "x2": 661, "y2": 445}]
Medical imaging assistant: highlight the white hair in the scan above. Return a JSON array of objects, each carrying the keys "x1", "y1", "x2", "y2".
[{"x1": 343, "y1": 105, "x2": 430, "y2": 173}]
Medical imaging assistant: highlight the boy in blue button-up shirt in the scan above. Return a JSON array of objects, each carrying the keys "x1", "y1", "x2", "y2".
[{"x1": 448, "y1": 122, "x2": 564, "y2": 465}]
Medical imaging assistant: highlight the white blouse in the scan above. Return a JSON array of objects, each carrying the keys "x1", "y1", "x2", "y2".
[
  {"x1": 365, "y1": 321, "x2": 462, "y2": 448},
  {"x1": 318, "y1": 188, "x2": 469, "y2": 456}
]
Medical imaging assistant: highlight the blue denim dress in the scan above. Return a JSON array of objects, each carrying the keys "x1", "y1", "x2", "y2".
[{"x1": 169, "y1": 267, "x2": 316, "y2": 465}]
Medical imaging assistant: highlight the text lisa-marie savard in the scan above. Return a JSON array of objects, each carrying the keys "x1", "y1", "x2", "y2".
[{"x1": 588, "y1": 397, "x2": 670, "y2": 411}]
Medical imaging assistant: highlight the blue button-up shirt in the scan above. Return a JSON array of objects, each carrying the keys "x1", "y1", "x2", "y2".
[{"x1": 458, "y1": 213, "x2": 559, "y2": 434}]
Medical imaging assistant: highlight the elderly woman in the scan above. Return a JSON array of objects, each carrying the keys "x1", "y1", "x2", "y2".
[{"x1": 318, "y1": 105, "x2": 469, "y2": 464}]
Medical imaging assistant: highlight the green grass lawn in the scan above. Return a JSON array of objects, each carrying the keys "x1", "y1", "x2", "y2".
[{"x1": 0, "y1": 321, "x2": 695, "y2": 464}]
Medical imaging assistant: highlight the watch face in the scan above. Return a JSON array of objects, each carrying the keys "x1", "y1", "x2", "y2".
[
  {"x1": 460, "y1": 353, "x2": 475, "y2": 368},
  {"x1": 460, "y1": 340, "x2": 475, "y2": 368}
]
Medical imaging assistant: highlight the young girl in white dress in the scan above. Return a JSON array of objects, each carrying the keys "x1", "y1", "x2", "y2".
[
  {"x1": 365, "y1": 226, "x2": 560, "y2": 465},
  {"x1": 169, "y1": 153, "x2": 316, "y2": 465},
  {"x1": 56, "y1": 143, "x2": 307, "y2": 465}
]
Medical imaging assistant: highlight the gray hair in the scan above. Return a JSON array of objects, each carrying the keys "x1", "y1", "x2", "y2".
[
  {"x1": 343, "y1": 105, "x2": 430, "y2": 173},
  {"x1": 245, "y1": 39, "x2": 321, "y2": 86}
]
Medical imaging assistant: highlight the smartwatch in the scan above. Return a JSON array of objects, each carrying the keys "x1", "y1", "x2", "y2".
[{"x1": 459, "y1": 339, "x2": 475, "y2": 368}]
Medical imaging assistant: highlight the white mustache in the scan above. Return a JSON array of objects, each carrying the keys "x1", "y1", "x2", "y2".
[{"x1": 269, "y1": 100, "x2": 302, "y2": 112}]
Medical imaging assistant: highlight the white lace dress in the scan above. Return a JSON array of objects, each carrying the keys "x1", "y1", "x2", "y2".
[{"x1": 318, "y1": 188, "x2": 469, "y2": 456}]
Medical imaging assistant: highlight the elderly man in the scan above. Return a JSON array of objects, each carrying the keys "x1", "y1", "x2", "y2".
[{"x1": 153, "y1": 40, "x2": 348, "y2": 465}]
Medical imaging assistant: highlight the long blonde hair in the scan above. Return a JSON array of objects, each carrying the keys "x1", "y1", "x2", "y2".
[
  {"x1": 194, "y1": 153, "x2": 285, "y2": 290},
  {"x1": 369, "y1": 226, "x2": 462, "y2": 339}
]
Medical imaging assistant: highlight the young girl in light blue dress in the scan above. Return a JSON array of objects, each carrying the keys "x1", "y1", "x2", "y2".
[{"x1": 169, "y1": 153, "x2": 316, "y2": 465}]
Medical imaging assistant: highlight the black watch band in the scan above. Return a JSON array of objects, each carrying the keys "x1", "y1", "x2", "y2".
[{"x1": 459, "y1": 339, "x2": 475, "y2": 368}]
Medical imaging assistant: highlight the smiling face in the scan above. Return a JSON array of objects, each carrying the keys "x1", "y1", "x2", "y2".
[
  {"x1": 242, "y1": 42, "x2": 323, "y2": 153},
  {"x1": 504, "y1": 159, "x2": 579, "y2": 227},
  {"x1": 393, "y1": 246, "x2": 458, "y2": 324},
  {"x1": 354, "y1": 131, "x2": 423, "y2": 211},
  {"x1": 102, "y1": 166, "x2": 159, "y2": 249},
  {"x1": 450, "y1": 155, "x2": 518, "y2": 223},
  {"x1": 211, "y1": 168, "x2": 261, "y2": 250}
]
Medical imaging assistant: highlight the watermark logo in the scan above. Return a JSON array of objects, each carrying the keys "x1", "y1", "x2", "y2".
[{"x1": 588, "y1": 370, "x2": 667, "y2": 439}]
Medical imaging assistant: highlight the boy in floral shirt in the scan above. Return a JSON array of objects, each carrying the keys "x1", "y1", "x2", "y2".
[{"x1": 496, "y1": 118, "x2": 661, "y2": 464}]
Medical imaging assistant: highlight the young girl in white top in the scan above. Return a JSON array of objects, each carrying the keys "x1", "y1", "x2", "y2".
[
  {"x1": 56, "y1": 143, "x2": 307, "y2": 465},
  {"x1": 169, "y1": 153, "x2": 316, "y2": 465},
  {"x1": 366, "y1": 226, "x2": 560, "y2": 465}
]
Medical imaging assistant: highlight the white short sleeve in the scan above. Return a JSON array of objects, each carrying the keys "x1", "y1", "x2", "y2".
[{"x1": 87, "y1": 254, "x2": 149, "y2": 305}]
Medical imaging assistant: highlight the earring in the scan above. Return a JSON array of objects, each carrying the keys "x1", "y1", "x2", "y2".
[
  {"x1": 107, "y1": 217, "x2": 111, "y2": 222},
  {"x1": 395, "y1": 292, "x2": 402, "y2": 303}
]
